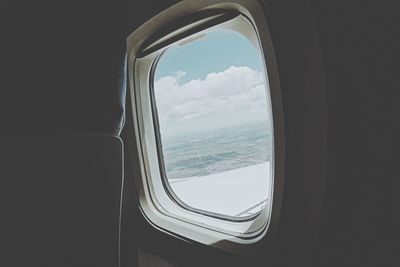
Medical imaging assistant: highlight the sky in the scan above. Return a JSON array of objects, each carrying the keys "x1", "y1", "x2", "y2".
[
  {"x1": 155, "y1": 30, "x2": 263, "y2": 83},
  {"x1": 153, "y1": 29, "x2": 271, "y2": 137}
]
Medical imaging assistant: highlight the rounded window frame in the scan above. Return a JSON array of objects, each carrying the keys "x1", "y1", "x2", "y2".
[
  {"x1": 150, "y1": 17, "x2": 273, "y2": 223},
  {"x1": 126, "y1": 0, "x2": 284, "y2": 253}
]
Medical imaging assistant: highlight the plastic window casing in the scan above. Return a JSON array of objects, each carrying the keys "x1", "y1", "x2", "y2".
[{"x1": 126, "y1": 0, "x2": 284, "y2": 253}]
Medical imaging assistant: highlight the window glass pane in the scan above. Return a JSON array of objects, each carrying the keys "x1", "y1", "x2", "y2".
[{"x1": 153, "y1": 29, "x2": 273, "y2": 219}]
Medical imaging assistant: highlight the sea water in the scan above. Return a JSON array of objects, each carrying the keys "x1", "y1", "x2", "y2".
[{"x1": 160, "y1": 122, "x2": 272, "y2": 180}]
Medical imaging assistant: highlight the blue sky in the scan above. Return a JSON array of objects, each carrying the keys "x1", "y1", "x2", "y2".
[
  {"x1": 153, "y1": 29, "x2": 270, "y2": 136},
  {"x1": 154, "y1": 29, "x2": 263, "y2": 84}
]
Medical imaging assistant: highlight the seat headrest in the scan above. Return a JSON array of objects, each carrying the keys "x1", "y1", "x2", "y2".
[{"x1": 1, "y1": 1, "x2": 126, "y2": 136}]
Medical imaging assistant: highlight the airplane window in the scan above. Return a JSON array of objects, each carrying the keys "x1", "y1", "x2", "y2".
[
  {"x1": 128, "y1": 2, "x2": 283, "y2": 249},
  {"x1": 152, "y1": 29, "x2": 273, "y2": 220}
]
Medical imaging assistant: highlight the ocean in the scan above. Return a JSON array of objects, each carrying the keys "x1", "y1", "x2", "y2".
[{"x1": 160, "y1": 123, "x2": 272, "y2": 180}]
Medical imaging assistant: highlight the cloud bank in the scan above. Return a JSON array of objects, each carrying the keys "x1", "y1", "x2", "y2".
[{"x1": 154, "y1": 66, "x2": 270, "y2": 136}]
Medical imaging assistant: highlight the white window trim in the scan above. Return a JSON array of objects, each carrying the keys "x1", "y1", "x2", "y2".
[{"x1": 126, "y1": 0, "x2": 284, "y2": 253}]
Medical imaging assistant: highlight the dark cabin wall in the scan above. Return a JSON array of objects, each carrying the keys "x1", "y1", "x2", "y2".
[{"x1": 315, "y1": 1, "x2": 397, "y2": 266}]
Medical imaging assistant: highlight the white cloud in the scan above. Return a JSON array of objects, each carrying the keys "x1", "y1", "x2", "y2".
[{"x1": 154, "y1": 66, "x2": 270, "y2": 136}]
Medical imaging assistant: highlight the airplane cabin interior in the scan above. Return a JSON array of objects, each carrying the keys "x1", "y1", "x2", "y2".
[{"x1": 1, "y1": 0, "x2": 397, "y2": 266}]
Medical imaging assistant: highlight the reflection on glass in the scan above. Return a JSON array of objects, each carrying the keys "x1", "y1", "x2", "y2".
[{"x1": 153, "y1": 29, "x2": 273, "y2": 219}]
